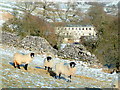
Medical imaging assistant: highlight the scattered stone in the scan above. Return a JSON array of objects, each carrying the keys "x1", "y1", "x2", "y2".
[
  {"x1": 2, "y1": 31, "x2": 57, "y2": 55},
  {"x1": 58, "y1": 43, "x2": 100, "y2": 65}
]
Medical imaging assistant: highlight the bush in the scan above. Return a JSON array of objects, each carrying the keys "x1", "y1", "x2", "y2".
[
  {"x1": 2, "y1": 13, "x2": 57, "y2": 47},
  {"x1": 81, "y1": 3, "x2": 118, "y2": 65}
]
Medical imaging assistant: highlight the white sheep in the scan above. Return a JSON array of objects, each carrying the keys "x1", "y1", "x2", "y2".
[
  {"x1": 55, "y1": 62, "x2": 77, "y2": 82},
  {"x1": 44, "y1": 56, "x2": 54, "y2": 71},
  {"x1": 13, "y1": 52, "x2": 34, "y2": 70}
]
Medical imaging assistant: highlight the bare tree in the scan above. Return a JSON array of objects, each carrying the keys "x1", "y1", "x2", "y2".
[
  {"x1": 54, "y1": 2, "x2": 83, "y2": 23},
  {"x1": 1, "y1": 1, "x2": 83, "y2": 23},
  {"x1": 13, "y1": 2, "x2": 38, "y2": 14}
]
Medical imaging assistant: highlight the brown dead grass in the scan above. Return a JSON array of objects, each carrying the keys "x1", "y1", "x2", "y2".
[
  {"x1": 2, "y1": 58, "x2": 50, "y2": 78},
  {"x1": 74, "y1": 75, "x2": 97, "y2": 81},
  {"x1": 0, "y1": 12, "x2": 14, "y2": 21},
  {"x1": 2, "y1": 57, "x2": 110, "y2": 88},
  {"x1": 101, "y1": 68, "x2": 114, "y2": 74},
  {"x1": 2, "y1": 59, "x2": 102, "y2": 81},
  {"x1": 2, "y1": 60, "x2": 100, "y2": 82}
]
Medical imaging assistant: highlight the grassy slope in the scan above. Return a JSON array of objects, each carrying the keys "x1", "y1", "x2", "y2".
[{"x1": 1, "y1": 45, "x2": 113, "y2": 88}]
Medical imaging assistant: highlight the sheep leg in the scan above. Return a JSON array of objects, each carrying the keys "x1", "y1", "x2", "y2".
[
  {"x1": 67, "y1": 75, "x2": 72, "y2": 82},
  {"x1": 24, "y1": 64, "x2": 28, "y2": 70},
  {"x1": 13, "y1": 61, "x2": 17, "y2": 68},
  {"x1": 69, "y1": 75, "x2": 71, "y2": 79},
  {"x1": 15, "y1": 61, "x2": 20, "y2": 69},
  {"x1": 54, "y1": 75, "x2": 57, "y2": 79},
  {"x1": 13, "y1": 62, "x2": 16, "y2": 68},
  {"x1": 17, "y1": 64, "x2": 20, "y2": 69},
  {"x1": 50, "y1": 68, "x2": 52, "y2": 71},
  {"x1": 48, "y1": 67, "x2": 50, "y2": 72},
  {"x1": 48, "y1": 67, "x2": 52, "y2": 71},
  {"x1": 59, "y1": 73, "x2": 61, "y2": 79},
  {"x1": 45, "y1": 66, "x2": 47, "y2": 70}
]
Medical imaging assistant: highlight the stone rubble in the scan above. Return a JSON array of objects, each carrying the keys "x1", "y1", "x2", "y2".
[
  {"x1": 57, "y1": 43, "x2": 100, "y2": 65},
  {"x1": 2, "y1": 31, "x2": 57, "y2": 55}
]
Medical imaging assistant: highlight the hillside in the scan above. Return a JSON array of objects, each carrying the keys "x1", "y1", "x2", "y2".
[
  {"x1": 0, "y1": 1, "x2": 119, "y2": 89},
  {"x1": 1, "y1": 44, "x2": 119, "y2": 88}
]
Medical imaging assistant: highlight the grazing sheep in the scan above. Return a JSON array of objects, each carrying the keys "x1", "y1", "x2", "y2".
[
  {"x1": 44, "y1": 56, "x2": 54, "y2": 71},
  {"x1": 55, "y1": 62, "x2": 77, "y2": 82},
  {"x1": 13, "y1": 52, "x2": 34, "y2": 70}
]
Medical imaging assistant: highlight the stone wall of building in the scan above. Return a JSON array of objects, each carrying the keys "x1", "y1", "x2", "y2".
[{"x1": 55, "y1": 26, "x2": 96, "y2": 40}]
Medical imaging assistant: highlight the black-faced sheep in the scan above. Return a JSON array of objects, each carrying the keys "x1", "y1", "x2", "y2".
[
  {"x1": 55, "y1": 62, "x2": 77, "y2": 82},
  {"x1": 13, "y1": 52, "x2": 34, "y2": 70},
  {"x1": 44, "y1": 56, "x2": 54, "y2": 71}
]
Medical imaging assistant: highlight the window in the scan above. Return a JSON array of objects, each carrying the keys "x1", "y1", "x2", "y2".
[
  {"x1": 65, "y1": 28, "x2": 66, "y2": 30},
  {"x1": 67, "y1": 33, "x2": 68, "y2": 35},
  {"x1": 82, "y1": 28, "x2": 84, "y2": 30},
  {"x1": 89, "y1": 33, "x2": 91, "y2": 35},
  {"x1": 76, "y1": 28, "x2": 77, "y2": 30},
  {"x1": 72, "y1": 28, "x2": 74, "y2": 30},
  {"x1": 89, "y1": 28, "x2": 91, "y2": 30},
  {"x1": 86, "y1": 28, "x2": 87, "y2": 30},
  {"x1": 79, "y1": 28, "x2": 81, "y2": 30}
]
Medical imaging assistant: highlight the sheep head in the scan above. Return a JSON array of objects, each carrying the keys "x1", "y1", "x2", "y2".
[
  {"x1": 30, "y1": 53, "x2": 35, "y2": 58},
  {"x1": 70, "y1": 62, "x2": 76, "y2": 68},
  {"x1": 47, "y1": 56, "x2": 52, "y2": 62}
]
